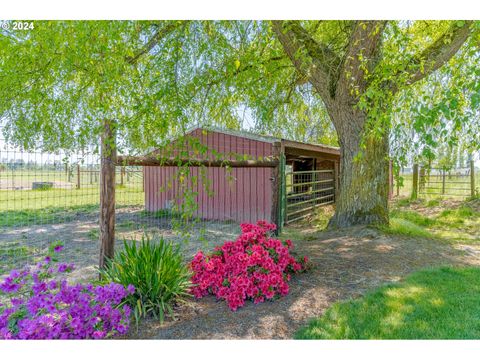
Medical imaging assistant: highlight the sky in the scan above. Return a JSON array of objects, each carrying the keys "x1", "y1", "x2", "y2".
[{"x1": 0, "y1": 136, "x2": 100, "y2": 165}]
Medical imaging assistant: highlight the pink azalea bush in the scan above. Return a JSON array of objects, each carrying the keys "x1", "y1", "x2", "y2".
[
  {"x1": 190, "y1": 221, "x2": 309, "y2": 311},
  {"x1": 0, "y1": 246, "x2": 133, "y2": 339}
]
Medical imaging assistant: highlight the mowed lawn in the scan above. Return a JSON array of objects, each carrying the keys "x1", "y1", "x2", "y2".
[
  {"x1": 296, "y1": 266, "x2": 480, "y2": 339},
  {"x1": 0, "y1": 170, "x2": 144, "y2": 227},
  {"x1": 296, "y1": 197, "x2": 480, "y2": 340}
]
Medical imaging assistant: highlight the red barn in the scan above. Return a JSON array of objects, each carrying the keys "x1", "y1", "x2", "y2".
[{"x1": 143, "y1": 127, "x2": 341, "y2": 226}]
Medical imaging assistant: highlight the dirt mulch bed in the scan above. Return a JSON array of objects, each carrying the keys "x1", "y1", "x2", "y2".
[
  {"x1": 128, "y1": 225, "x2": 480, "y2": 339},
  {"x1": 0, "y1": 209, "x2": 239, "y2": 281}
]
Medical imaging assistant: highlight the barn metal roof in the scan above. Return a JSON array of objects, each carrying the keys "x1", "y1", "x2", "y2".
[
  {"x1": 185, "y1": 125, "x2": 340, "y2": 155},
  {"x1": 144, "y1": 125, "x2": 340, "y2": 157}
]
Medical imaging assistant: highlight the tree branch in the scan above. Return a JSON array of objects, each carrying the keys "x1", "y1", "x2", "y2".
[
  {"x1": 336, "y1": 21, "x2": 387, "y2": 99},
  {"x1": 125, "y1": 21, "x2": 187, "y2": 65},
  {"x1": 271, "y1": 20, "x2": 340, "y2": 102},
  {"x1": 405, "y1": 21, "x2": 472, "y2": 85},
  {"x1": 206, "y1": 55, "x2": 288, "y2": 87}
]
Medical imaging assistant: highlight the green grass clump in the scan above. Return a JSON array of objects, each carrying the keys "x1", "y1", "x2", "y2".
[
  {"x1": 87, "y1": 228, "x2": 99, "y2": 240},
  {"x1": 439, "y1": 206, "x2": 474, "y2": 219},
  {"x1": 457, "y1": 206, "x2": 475, "y2": 217},
  {"x1": 425, "y1": 198, "x2": 441, "y2": 207},
  {"x1": 390, "y1": 209, "x2": 436, "y2": 227},
  {"x1": 99, "y1": 234, "x2": 192, "y2": 325},
  {"x1": 0, "y1": 204, "x2": 98, "y2": 227},
  {"x1": 295, "y1": 266, "x2": 480, "y2": 339},
  {"x1": 0, "y1": 243, "x2": 37, "y2": 273},
  {"x1": 141, "y1": 208, "x2": 185, "y2": 219},
  {"x1": 396, "y1": 198, "x2": 414, "y2": 207},
  {"x1": 437, "y1": 205, "x2": 477, "y2": 227},
  {"x1": 117, "y1": 221, "x2": 137, "y2": 230},
  {"x1": 380, "y1": 218, "x2": 434, "y2": 238}
]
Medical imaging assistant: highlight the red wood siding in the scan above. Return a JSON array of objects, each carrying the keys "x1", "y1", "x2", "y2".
[{"x1": 144, "y1": 129, "x2": 274, "y2": 223}]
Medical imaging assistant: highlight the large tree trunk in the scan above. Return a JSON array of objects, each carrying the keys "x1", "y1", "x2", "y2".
[
  {"x1": 328, "y1": 107, "x2": 390, "y2": 227},
  {"x1": 272, "y1": 20, "x2": 471, "y2": 228}
]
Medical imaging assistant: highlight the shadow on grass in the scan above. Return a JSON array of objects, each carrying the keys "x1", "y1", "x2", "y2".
[
  {"x1": 295, "y1": 266, "x2": 480, "y2": 339},
  {"x1": 0, "y1": 204, "x2": 99, "y2": 227}
]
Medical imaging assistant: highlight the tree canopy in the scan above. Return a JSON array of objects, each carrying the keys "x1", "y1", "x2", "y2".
[
  {"x1": 1, "y1": 20, "x2": 479, "y2": 229},
  {"x1": 1, "y1": 21, "x2": 478, "y2": 155}
]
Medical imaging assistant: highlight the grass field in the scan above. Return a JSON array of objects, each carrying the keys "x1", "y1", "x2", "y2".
[
  {"x1": 0, "y1": 169, "x2": 144, "y2": 227},
  {"x1": 383, "y1": 197, "x2": 480, "y2": 244},
  {"x1": 295, "y1": 266, "x2": 480, "y2": 339},
  {"x1": 395, "y1": 172, "x2": 479, "y2": 199},
  {"x1": 295, "y1": 196, "x2": 480, "y2": 339},
  {"x1": 0, "y1": 168, "x2": 142, "y2": 188}
]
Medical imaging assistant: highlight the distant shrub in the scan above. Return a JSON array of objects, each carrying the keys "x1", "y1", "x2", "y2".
[
  {"x1": 190, "y1": 221, "x2": 309, "y2": 311},
  {"x1": 31, "y1": 182, "x2": 54, "y2": 191},
  {"x1": 99, "y1": 235, "x2": 191, "y2": 323}
]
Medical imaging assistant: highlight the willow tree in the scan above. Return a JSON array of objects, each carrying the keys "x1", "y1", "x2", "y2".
[
  {"x1": 0, "y1": 21, "x2": 192, "y2": 266},
  {"x1": 390, "y1": 41, "x2": 480, "y2": 169},
  {"x1": 170, "y1": 20, "x2": 477, "y2": 226},
  {"x1": 1, "y1": 21, "x2": 478, "y2": 258}
]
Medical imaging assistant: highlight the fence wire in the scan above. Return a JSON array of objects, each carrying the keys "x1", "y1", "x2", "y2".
[
  {"x1": 394, "y1": 163, "x2": 479, "y2": 199},
  {"x1": 0, "y1": 129, "x2": 262, "y2": 280}
]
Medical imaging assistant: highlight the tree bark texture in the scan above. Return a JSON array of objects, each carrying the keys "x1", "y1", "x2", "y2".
[
  {"x1": 99, "y1": 119, "x2": 116, "y2": 269},
  {"x1": 327, "y1": 107, "x2": 389, "y2": 227}
]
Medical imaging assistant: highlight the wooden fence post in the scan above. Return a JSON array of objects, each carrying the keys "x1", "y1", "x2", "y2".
[
  {"x1": 99, "y1": 119, "x2": 117, "y2": 270},
  {"x1": 471, "y1": 159, "x2": 476, "y2": 197},
  {"x1": 396, "y1": 167, "x2": 401, "y2": 197},
  {"x1": 388, "y1": 160, "x2": 393, "y2": 200},
  {"x1": 271, "y1": 142, "x2": 282, "y2": 234},
  {"x1": 120, "y1": 166, "x2": 125, "y2": 186},
  {"x1": 411, "y1": 163, "x2": 419, "y2": 200},
  {"x1": 442, "y1": 170, "x2": 446, "y2": 195},
  {"x1": 77, "y1": 164, "x2": 81, "y2": 189},
  {"x1": 419, "y1": 167, "x2": 425, "y2": 193}
]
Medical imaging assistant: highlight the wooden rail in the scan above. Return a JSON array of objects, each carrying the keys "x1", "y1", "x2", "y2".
[
  {"x1": 418, "y1": 160, "x2": 476, "y2": 198},
  {"x1": 116, "y1": 155, "x2": 279, "y2": 168}
]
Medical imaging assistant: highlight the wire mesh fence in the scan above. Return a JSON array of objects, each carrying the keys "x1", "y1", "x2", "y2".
[
  {"x1": 0, "y1": 141, "x2": 98, "y2": 278},
  {"x1": 0, "y1": 128, "x2": 264, "y2": 280},
  {"x1": 0, "y1": 165, "x2": 242, "y2": 281},
  {"x1": 0, "y1": 125, "x2": 343, "y2": 281}
]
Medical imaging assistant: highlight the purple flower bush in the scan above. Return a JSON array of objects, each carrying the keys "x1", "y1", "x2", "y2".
[{"x1": 0, "y1": 245, "x2": 134, "y2": 339}]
